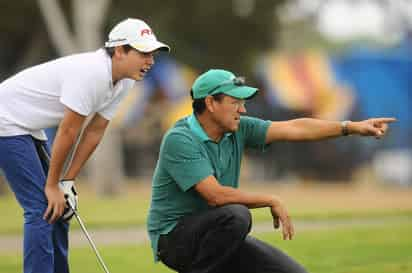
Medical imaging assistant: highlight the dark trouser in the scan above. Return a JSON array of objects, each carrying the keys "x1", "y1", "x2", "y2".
[
  {"x1": 0, "y1": 135, "x2": 69, "y2": 273},
  {"x1": 158, "y1": 204, "x2": 307, "y2": 273}
]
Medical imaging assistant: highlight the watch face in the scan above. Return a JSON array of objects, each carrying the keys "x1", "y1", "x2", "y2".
[{"x1": 341, "y1": 121, "x2": 350, "y2": 136}]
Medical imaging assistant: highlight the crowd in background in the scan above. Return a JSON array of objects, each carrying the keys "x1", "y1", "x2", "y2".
[{"x1": 107, "y1": 38, "x2": 412, "y2": 186}]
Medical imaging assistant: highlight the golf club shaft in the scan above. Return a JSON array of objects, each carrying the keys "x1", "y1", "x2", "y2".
[{"x1": 70, "y1": 204, "x2": 111, "y2": 273}]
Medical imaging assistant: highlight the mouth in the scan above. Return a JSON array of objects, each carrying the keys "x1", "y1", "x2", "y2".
[{"x1": 139, "y1": 67, "x2": 150, "y2": 76}]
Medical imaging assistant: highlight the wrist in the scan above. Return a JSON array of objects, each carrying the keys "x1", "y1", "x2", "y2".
[
  {"x1": 341, "y1": 120, "x2": 352, "y2": 136},
  {"x1": 45, "y1": 183, "x2": 60, "y2": 191},
  {"x1": 45, "y1": 177, "x2": 60, "y2": 187},
  {"x1": 270, "y1": 196, "x2": 281, "y2": 208},
  {"x1": 61, "y1": 178, "x2": 75, "y2": 182}
]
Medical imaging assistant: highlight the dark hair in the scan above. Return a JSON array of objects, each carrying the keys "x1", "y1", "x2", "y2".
[
  {"x1": 104, "y1": 44, "x2": 135, "y2": 57},
  {"x1": 190, "y1": 89, "x2": 225, "y2": 115}
]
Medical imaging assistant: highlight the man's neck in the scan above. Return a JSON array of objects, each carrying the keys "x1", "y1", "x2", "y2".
[
  {"x1": 196, "y1": 113, "x2": 224, "y2": 142},
  {"x1": 111, "y1": 58, "x2": 122, "y2": 85}
]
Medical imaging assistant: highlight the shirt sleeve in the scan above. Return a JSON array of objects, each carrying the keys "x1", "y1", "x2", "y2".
[
  {"x1": 238, "y1": 116, "x2": 271, "y2": 151},
  {"x1": 98, "y1": 88, "x2": 130, "y2": 120},
  {"x1": 161, "y1": 132, "x2": 214, "y2": 192},
  {"x1": 60, "y1": 77, "x2": 98, "y2": 116}
]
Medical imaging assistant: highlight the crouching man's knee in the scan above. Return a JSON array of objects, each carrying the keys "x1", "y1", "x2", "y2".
[{"x1": 220, "y1": 204, "x2": 252, "y2": 237}]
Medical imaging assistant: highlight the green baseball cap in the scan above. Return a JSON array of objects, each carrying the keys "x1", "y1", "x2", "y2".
[{"x1": 192, "y1": 69, "x2": 258, "y2": 99}]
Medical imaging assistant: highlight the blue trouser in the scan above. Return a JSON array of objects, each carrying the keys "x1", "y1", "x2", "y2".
[{"x1": 0, "y1": 135, "x2": 69, "y2": 273}]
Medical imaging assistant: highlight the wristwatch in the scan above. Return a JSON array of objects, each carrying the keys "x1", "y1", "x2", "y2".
[{"x1": 341, "y1": 120, "x2": 351, "y2": 136}]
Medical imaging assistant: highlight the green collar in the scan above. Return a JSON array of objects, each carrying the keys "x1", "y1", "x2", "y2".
[
  {"x1": 188, "y1": 114, "x2": 210, "y2": 141},
  {"x1": 188, "y1": 114, "x2": 232, "y2": 142}
]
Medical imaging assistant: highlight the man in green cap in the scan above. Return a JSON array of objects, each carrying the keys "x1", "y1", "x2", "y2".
[{"x1": 147, "y1": 69, "x2": 395, "y2": 273}]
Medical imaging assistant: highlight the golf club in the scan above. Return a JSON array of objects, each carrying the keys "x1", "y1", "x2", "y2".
[{"x1": 67, "y1": 201, "x2": 111, "y2": 273}]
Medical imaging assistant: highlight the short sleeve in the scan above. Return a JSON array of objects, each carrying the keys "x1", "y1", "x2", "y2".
[
  {"x1": 238, "y1": 116, "x2": 271, "y2": 151},
  {"x1": 60, "y1": 78, "x2": 98, "y2": 116},
  {"x1": 98, "y1": 88, "x2": 130, "y2": 120},
  {"x1": 161, "y1": 132, "x2": 214, "y2": 192}
]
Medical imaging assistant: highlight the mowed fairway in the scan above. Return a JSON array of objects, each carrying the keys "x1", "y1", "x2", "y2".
[
  {"x1": 0, "y1": 220, "x2": 411, "y2": 273},
  {"x1": 1, "y1": 180, "x2": 412, "y2": 234},
  {"x1": 0, "y1": 180, "x2": 411, "y2": 273}
]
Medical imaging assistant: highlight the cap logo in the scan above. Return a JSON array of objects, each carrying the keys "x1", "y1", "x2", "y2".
[{"x1": 140, "y1": 29, "x2": 152, "y2": 36}]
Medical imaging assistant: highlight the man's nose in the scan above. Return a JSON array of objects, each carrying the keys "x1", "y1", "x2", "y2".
[
  {"x1": 147, "y1": 54, "x2": 155, "y2": 65},
  {"x1": 238, "y1": 104, "x2": 247, "y2": 113}
]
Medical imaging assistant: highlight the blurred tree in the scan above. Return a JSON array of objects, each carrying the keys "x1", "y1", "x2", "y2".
[
  {"x1": 107, "y1": 0, "x2": 285, "y2": 77},
  {"x1": 0, "y1": 0, "x2": 285, "y2": 78},
  {"x1": 0, "y1": 1, "x2": 49, "y2": 79}
]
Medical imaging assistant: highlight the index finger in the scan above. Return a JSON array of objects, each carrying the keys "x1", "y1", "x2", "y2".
[
  {"x1": 289, "y1": 221, "x2": 295, "y2": 240},
  {"x1": 373, "y1": 117, "x2": 397, "y2": 124},
  {"x1": 282, "y1": 225, "x2": 288, "y2": 240},
  {"x1": 49, "y1": 204, "x2": 63, "y2": 224},
  {"x1": 281, "y1": 218, "x2": 291, "y2": 240}
]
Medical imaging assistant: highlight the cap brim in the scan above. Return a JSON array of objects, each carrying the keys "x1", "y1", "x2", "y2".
[
  {"x1": 130, "y1": 40, "x2": 170, "y2": 53},
  {"x1": 224, "y1": 86, "x2": 258, "y2": 99}
]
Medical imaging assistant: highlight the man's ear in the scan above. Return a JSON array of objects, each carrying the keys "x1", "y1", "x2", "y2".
[
  {"x1": 113, "y1": 46, "x2": 125, "y2": 59},
  {"x1": 205, "y1": 96, "x2": 215, "y2": 113}
]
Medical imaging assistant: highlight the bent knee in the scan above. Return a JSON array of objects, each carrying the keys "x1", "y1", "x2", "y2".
[{"x1": 222, "y1": 204, "x2": 252, "y2": 233}]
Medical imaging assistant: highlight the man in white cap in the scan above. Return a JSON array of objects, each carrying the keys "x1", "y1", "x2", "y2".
[{"x1": 0, "y1": 18, "x2": 169, "y2": 273}]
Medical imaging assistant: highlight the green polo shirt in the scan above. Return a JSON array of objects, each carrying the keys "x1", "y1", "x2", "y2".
[{"x1": 147, "y1": 114, "x2": 271, "y2": 260}]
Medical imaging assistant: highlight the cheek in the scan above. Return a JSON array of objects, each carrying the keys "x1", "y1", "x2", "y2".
[
  {"x1": 222, "y1": 111, "x2": 236, "y2": 124},
  {"x1": 130, "y1": 58, "x2": 140, "y2": 67},
  {"x1": 128, "y1": 56, "x2": 142, "y2": 67}
]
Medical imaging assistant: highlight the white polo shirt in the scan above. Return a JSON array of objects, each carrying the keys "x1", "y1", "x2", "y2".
[{"x1": 0, "y1": 49, "x2": 134, "y2": 140}]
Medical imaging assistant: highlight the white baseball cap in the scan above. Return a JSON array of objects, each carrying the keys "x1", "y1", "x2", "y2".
[{"x1": 105, "y1": 18, "x2": 170, "y2": 53}]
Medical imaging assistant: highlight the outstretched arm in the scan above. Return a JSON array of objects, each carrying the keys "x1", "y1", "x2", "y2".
[{"x1": 265, "y1": 117, "x2": 396, "y2": 144}]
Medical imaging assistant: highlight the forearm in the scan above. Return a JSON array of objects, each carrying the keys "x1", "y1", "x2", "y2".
[
  {"x1": 208, "y1": 186, "x2": 280, "y2": 209},
  {"x1": 285, "y1": 118, "x2": 342, "y2": 141},
  {"x1": 268, "y1": 117, "x2": 396, "y2": 143},
  {"x1": 63, "y1": 128, "x2": 105, "y2": 180},
  {"x1": 46, "y1": 127, "x2": 79, "y2": 186}
]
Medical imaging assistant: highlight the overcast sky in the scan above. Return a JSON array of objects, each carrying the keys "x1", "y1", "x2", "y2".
[{"x1": 282, "y1": 0, "x2": 412, "y2": 43}]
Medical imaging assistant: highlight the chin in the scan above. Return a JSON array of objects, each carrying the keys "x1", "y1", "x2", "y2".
[
  {"x1": 229, "y1": 124, "x2": 239, "y2": 132},
  {"x1": 219, "y1": 120, "x2": 239, "y2": 133},
  {"x1": 130, "y1": 72, "x2": 144, "y2": 80}
]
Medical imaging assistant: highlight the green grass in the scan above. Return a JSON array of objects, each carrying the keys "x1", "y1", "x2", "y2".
[
  {"x1": 1, "y1": 191, "x2": 412, "y2": 235},
  {"x1": 251, "y1": 207, "x2": 412, "y2": 222},
  {"x1": 257, "y1": 221, "x2": 412, "y2": 273},
  {"x1": 1, "y1": 219, "x2": 411, "y2": 273},
  {"x1": 0, "y1": 193, "x2": 150, "y2": 234}
]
